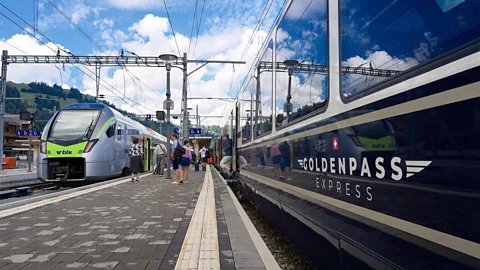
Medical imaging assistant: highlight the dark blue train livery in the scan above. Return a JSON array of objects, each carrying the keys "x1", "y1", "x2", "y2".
[{"x1": 220, "y1": 0, "x2": 480, "y2": 269}]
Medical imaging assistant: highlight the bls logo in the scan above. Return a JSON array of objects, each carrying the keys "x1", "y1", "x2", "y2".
[{"x1": 56, "y1": 150, "x2": 72, "y2": 155}]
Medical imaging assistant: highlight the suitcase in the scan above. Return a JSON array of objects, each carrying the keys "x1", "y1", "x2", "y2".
[{"x1": 194, "y1": 162, "x2": 200, "y2": 171}]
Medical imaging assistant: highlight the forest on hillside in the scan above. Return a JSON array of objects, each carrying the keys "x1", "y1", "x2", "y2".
[{"x1": 4, "y1": 82, "x2": 219, "y2": 137}]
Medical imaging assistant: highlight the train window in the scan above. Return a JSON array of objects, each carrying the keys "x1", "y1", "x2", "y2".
[
  {"x1": 116, "y1": 124, "x2": 122, "y2": 141},
  {"x1": 275, "y1": 0, "x2": 329, "y2": 128},
  {"x1": 240, "y1": 80, "x2": 254, "y2": 142},
  {"x1": 105, "y1": 123, "x2": 116, "y2": 138},
  {"x1": 340, "y1": 0, "x2": 480, "y2": 98},
  {"x1": 255, "y1": 41, "x2": 274, "y2": 138}
]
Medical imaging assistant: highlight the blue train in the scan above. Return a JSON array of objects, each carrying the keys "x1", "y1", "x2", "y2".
[{"x1": 219, "y1": 0, "x2": 480, "y2": 269}]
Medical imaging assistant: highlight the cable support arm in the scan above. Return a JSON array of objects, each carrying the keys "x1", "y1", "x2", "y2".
[
  {"x1": 3, "y1": 55, "x2": 184, "y2": 66},
  {"x1": 258, "y1": 61, "x2": 401, "y2": 77}
]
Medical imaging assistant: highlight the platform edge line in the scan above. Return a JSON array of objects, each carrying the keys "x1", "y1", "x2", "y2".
[{"x1": 212, "y1": 168, "x2": 281, "y2": 270}]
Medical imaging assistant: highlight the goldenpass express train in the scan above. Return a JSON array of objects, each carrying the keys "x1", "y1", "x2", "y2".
[
  {"x1": 37, "y1": 103, "x2": 167, "y2": 185},
  {"x1": 221, "y1": 0, "x2": 480, "y2": 269}
]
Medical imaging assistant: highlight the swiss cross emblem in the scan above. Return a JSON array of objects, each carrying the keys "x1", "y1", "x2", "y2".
[{"x1": 333, "y1": 137, "x2": 339, "y2": 150}]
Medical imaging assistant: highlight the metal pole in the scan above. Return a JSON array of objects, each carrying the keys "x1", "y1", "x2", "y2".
[
  {"x1": 196, "y1": 105, "x2": 199, "y2": 128},
  {"x1": 250, "y1": 89, "x2": 253, "y2": 137},
  {"x1": 28, "y1": 114, "x2": 32, "y2": 172},
  {"x1": 165, "y1": 63, "x2": 172, "y2": 180},
  {"x1": 0, "y1": 50, "x2": 8, "y2": 166},
  {"x1": 255, "y1": 65, "x2": 260, "y2": 136},
  {"x1": 182, "y1": 52, "x2": 188, "y2": 142},
  {"x1": 95, "y1": 63, "x2": 100, "y2": 102}
]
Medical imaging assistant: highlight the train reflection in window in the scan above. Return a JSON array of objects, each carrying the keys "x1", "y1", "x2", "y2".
[
  {"x1": 340, "y1": 0, "x2": 480, "y2": 97},
  {"x1": 255, "y1": 41, "x2": 274, "y2": 137},
  {"x1": 275, "y1": 0, "x2": 328, "y2": 128}
]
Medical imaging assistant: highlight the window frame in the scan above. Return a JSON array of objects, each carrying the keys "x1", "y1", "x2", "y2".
[
  {"x1": 105, "y1": 122, "x2": 116, "y2": 138},
  {"x1": 116, "y1": 123, "x2": 123, "y2": 141},
  {"x1": 338, "y1": 0, "x2": 480, "y2": 104},
  {"x1": 275, "y1": 0, "x2": 330, "y2": 131},
  {"x1": 254, "y1": 39, "x2": 275, "y2": 140}
]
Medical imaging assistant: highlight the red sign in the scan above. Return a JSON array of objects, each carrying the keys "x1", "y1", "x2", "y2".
[{"x1": 333, "y1": 137, "x2": 339, "y2": 150}]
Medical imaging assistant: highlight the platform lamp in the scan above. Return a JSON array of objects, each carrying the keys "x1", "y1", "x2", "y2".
[
  {"x1": 283, "y1": 59, "x2": 299, "y2": 119},
  {"x1": 159, "y1": 53, "x2": 178, "y2": 180}
]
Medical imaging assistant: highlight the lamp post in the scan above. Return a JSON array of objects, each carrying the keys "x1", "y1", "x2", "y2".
[
  {"x1": 283, "y1": 60, "x2": 298, "y2": 118},
  {"x1": 159, "y1": 54, "x2": 178, "y2": 180}
]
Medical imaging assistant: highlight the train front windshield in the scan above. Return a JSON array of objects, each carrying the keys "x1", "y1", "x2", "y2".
[{"x1": 49, "y1": 109, "x2": 101, "y2": 141}]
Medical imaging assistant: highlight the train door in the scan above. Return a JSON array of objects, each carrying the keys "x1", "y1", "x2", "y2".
[
  {"x1": 232, "y1": 104, "x2": 240, "y2": 172},
  {"x1": 143, "y1": 137, "x2": 151, "y2": 172}
]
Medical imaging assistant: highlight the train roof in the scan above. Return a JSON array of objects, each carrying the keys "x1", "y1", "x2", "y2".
[{"x1": 62, "y1": 103, "x2": 168, "y2": 143}]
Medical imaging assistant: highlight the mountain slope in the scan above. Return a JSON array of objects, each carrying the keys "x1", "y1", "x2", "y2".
[{"x1": 4, "y1": 81, "x2": 175, "y2": 133}]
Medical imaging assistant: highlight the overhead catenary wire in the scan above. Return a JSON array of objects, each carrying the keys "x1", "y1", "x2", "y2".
[
  {"x1": 43, "y1": 0, "x2": 158, "y2": 107},
  {"x1": 162, "y1": 0, "x2": 182, "y2": 56},
  {"x1": 0, "y1": 11, "x2": 149, "y2": 114},
  {"x1": 188, "y1": 0, "x2": 199, "y2": 56},
  {"x1": 191, "y1": 0, "x2": 206, "y2": 60},
  {"x1": 234, "y1": 0, "x2": 288, "y2": 100},
  {"x1": 240, "y1": 0, "x2": 273, "y2": 61}
]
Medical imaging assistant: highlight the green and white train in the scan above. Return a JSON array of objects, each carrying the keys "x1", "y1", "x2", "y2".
[{"x1": 37, "y1": 103, "x2": 167, "y2": 185}]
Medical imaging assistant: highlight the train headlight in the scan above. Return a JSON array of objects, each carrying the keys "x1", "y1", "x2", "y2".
[
  {"x1": 84, "y1": 139, "x2": 99, "y2": 153},
  {"x1": 40, "y1": 141, "x2": 46, "y2": 154}
]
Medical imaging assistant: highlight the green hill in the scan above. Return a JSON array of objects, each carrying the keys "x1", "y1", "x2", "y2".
[{"x1": 4, "y1": 81, "x2": 177, "y2": 134}]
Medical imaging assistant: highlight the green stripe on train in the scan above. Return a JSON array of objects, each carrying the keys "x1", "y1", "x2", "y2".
[
  {"x1": 46, "y1": 142, "x2": 88, "y2": 158},
  {"x1": 93, "y1": 116, "x2": 116, "y2": 139}
]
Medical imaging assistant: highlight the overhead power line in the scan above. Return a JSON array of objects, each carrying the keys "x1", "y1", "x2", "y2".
[
  {"x1": 192, "y1": 0, "x2": 206, "y2": 59},
  {"x1": 162, "y1": 0, "x2": 182, "y2": 56},
  {"x1": 0, "y1": 10, "x2": 149, "y2": 114},
  {"x1": 188, "y1": 0, "x2": 198, "y2": 56},
  {"x1": 45, "y1": 0, "x2": 110, "y2": 56},
  {"x1": 44, "y1": 0, "x2": 157, "y2": 109},
  {"x1": 240, "y1": 0, "x2": 273, "y2": 61}
]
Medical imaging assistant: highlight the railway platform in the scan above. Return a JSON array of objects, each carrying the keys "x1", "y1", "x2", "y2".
[{"x1": 0, "y1": 166, "x2": 279, "y2": 270}]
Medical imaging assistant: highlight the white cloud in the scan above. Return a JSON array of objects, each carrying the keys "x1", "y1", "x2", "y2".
[
  {"x1": 0, "y1": 34, "x2": 71, "y2": 85},
  {"x1": 38, "y1": 0, "x2": 103, "y2": 30},
  {"x1": 106, "y1": 0, "x2": 162, "y2": 10},
  {"x1": 341, "y1": 50, "x2": 418, "y2": 95},
  {"x1": 2, "y1": 1, "x2": 283, "y2": 125}
]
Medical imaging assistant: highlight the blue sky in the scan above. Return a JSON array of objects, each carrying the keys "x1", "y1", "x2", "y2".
[{"x1": 0, "y1": 0, "x2": 284, "y2": 125}]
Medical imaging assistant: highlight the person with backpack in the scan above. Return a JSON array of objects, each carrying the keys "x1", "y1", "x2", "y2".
[
  {"x1": 171, "y1": 134, "x2": 185, "y2": 184},
  {"x1": 154, "y1": 142, "x2": 166, "y2": 176}
]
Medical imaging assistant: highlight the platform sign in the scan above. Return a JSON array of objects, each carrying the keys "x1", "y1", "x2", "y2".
[
  {"x1": 190, "y1": 128, "x2": 202, "y2": 135},
  {"x1": 16, "y1": 130, "x2": 43, "y2": 136},
  {"x1": 146, "y1": 114, "x2": 152, "y2": 120},
  {"x1": 174, "y1": 128, "x2": 179, "y2": 134}
]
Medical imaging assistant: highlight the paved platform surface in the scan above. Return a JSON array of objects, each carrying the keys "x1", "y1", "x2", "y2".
[{"x1": 0, "y1": 166, "x2": 279, "y2": 269}]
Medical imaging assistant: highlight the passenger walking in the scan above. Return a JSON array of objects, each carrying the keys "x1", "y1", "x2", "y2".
[
  {"x1": 220, "y1": 134, "x2": 233, "y2": 173},
  {"x1": 171, "y1": 134, "x2": 185, "y2": 184},
  {"x1": 129, "y1": 137, "x2": 143, "y2": 183},
  {"x1": 280, "y1": 139, "x2": 292, "y2": 181},
  {"x1": 154, "y1": 143, "x2": 166, "y2": 176},
  {"x1": 199, "y1": 146, "x2": 207, "y2": 171},
  {"x1": 179, "y1": 140, "x2": 192, "y2": 183}
]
